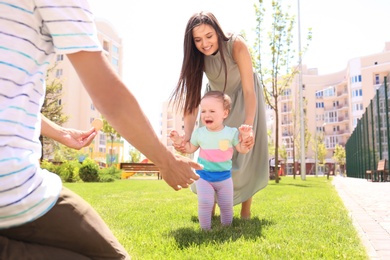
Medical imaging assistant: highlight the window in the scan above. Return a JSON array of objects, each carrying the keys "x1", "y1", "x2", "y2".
[
  {"x1": 323, "y1": 87, "x2": 335, "y2": 97},
  {"x1": 316, "y1": 91, "x2": 323, "y2": 98},
  {"x1": 103, "y1": 40, "x2": 109, "y2": 52},
  {"x1": 111, "y1": 57, "x2": 118, "y2": 66},
  {"x1": 352, "y1": 89, "x2": 362, "y2": 98},
  {"x1": 352, "y1": 103, "x2": 364, "y2": 112},
  {"x1": 326, "y1": 136, "x2": 339, "y2": 149},
  {"x1": 316, "y1": 126, "x2": 325, "y2": 132},
  {"x1": 55, "y1": 69, "x2": 63, "y2": 78},
  {"x1": 112, "y1": 45, "x2": 119, "y2": 54},
  {"x1": 56, "y1": 54, "x2": 63, "y2": 61},
  {"x1": 375, "y1": 74, "x2": 380, "y2": 84},
  {"x1": 99, "y1": 134, "x2": 106, "y2": 146},
  {"x1": 379, "y1": 100, "x2": 385, "y2": 113},
  {"x1": 325, "y1": 111, "x2": 338, "y2": 123},
  {"x1": 283, "y1": 88, "x2": 291, "y2": 97},
  {"x1": 351, "y1": 75, "x2": 362, "y2": 83},
  {"x1": 282, "y1": 115, "x2": 288, "y2": 125}
]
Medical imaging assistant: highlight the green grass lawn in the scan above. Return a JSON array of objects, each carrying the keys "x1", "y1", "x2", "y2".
[{"x1": 65, "y1": 176, "x2": 368, "y2": 260}]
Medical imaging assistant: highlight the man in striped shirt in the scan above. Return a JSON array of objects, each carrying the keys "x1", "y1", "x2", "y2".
[{"x1": 0, "y1": 1, "x2": 200, "y2": 259}]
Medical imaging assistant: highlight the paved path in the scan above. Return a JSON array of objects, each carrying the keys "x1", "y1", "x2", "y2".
[{"x1": 332, "y1": 176, "x2": 390, "y2": 260}]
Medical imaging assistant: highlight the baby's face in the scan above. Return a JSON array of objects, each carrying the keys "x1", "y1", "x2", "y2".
[{"x1": 200, "y1": 96, "x2": 228, "y2": 131}]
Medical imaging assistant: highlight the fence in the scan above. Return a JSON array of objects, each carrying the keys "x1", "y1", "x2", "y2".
[{"x1": 346, "y1": 76, "x2": 390, "y2": 178}]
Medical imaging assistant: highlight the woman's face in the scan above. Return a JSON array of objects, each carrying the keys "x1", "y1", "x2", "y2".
[
  {"x1": 192, "y1": 24, "x2": 219, "y2": 56},
  {"x1": 200, "y1": 96, "x2": 228, "y2": 131}
]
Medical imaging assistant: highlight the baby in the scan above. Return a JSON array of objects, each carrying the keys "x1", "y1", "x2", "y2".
[{"x1": 170, "y1": 91, "x2": 253, "y2": 230}]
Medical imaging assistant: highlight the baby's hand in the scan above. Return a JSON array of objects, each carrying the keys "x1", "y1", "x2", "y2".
[
  {"x1": 239, "y1": 124, "x2": 254, "y2": 150},
  {"x1": 169, "y1": 130, "x2": 183, "y2": 146},
  {"x1": 239, "y1": 124, "x2": 253, "y2": 139}
]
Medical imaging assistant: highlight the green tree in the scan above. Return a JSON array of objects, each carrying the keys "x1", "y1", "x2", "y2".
[
  {"x1": 317, "y1": 142, "x2": 327, "y2": 167},
  {"x1": 40, "y1": 65, "x2": 69, "y2": 160},
  {"x1": 333, "y1": 144, "x2": 346, "y2": 176},
  {"x1": 254, "y1": 0, "x2": 311, "y2": 183},
  {"x1": 128, "y1": 147, "x2": 141, "y2": 163},
  {"x1": 102, "y1": 117, "x2": 121, "y2": 166}
]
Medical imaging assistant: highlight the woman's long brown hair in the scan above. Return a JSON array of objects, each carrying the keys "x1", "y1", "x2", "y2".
[{"x1": 169, "y1": 11, "x2": 229, "y2": 115}]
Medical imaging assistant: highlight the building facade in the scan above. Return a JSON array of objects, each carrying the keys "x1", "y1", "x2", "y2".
[{"x1": 282, "y1": 42, "x2": 390, "y2": 175}]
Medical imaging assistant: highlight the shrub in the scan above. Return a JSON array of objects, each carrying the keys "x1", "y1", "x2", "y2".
[
  {"x1": 40, "y1": 160, "x2": 59, "y2": 174},
  {"x1": 79, "y1": 158, "x2": 99, "y2": 182},
  {"x1": 58, "y1": 160, "x2": 81, "y2": 183},
  {"x1": 98, "y1": 175, "x2": 115, "y2": 182},
  {"x1": 99, "y1": 166, "x2": 122, "y2": 179}
]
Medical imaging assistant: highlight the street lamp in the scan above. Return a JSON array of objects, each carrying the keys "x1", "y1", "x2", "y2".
[
  {"x1": 297, "y1": 0, "x2": 306, "y2": 180},
  {"x1": 315, "y1": 107, "x2": 318, "y2": 177},
  {"x1": 314, "y1": 96, "x2": 320, "y2": 177}
]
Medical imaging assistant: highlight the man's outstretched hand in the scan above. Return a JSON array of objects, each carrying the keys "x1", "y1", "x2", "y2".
[{"x1": 159, "y1": 154, "x2": 202, "y2": 191}]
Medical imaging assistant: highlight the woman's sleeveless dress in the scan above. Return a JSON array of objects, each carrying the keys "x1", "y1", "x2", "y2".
[{"x1": 192, "y1": 34, "x2": 269, "y2": 206}]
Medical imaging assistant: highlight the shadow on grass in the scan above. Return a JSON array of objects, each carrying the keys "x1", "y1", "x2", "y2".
[{"x1": 168, "y1": 216, "x2": 273, "y2": 249}]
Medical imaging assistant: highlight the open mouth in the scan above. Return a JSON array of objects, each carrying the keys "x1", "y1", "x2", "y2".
[{"x1": 205, "y1": 120, "x2": 213, "y2": 124}]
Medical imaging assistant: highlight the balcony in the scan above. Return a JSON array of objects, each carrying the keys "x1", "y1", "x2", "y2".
[
  {"x1": 281, "y1": 120, "x2": 293, "y2": 125},
  {"x1": 337, "y1": 90, "x2": 348, "y2": 97},
  {"x1": 337, "y1": 103, "x2": 349, "y2": 110}
]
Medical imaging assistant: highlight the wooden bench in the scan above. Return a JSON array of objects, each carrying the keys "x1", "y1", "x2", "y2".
[
  {"x1": 366, "y1": 159, "x2": 389, "y2": 182},
  {"x1": 119, "y1": 163, "x2": 161, "y2": 180}
]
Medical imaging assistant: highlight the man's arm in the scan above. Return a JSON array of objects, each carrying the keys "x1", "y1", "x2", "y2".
[{"x1": 41, "y1": 114, "x2": 97, "y2": 150}]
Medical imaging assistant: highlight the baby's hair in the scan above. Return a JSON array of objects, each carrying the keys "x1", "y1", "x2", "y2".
[{"x1": 202, "y1": 91, "x2": 231, "y2": 113}]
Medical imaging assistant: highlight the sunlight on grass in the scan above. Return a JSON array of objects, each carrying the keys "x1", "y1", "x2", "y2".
[{"x1": 65, "y1": 176, "x2": 368, "y2": 260}]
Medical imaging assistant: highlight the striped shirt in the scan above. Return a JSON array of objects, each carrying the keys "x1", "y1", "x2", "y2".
[
  {"x1": 0, "y1": 0, "x2": 101, "y2": 229},
  {"x1": 191, "y1": 126, "x2": 239, "y2": 181}
]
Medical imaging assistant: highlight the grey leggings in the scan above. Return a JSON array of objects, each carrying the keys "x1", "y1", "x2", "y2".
[{"x1": 0, "y1": 187, "x2": 130, "y2": 260}]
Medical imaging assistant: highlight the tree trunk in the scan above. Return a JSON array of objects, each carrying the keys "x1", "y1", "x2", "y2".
[
  {"x1": 292, "y1": 142, "x2": 296, "y2": 179},
  {"x1": 109, "y1": 135, "x2": 114, "y2": 167}
]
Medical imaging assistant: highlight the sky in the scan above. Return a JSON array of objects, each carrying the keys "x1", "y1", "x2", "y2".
[{"x1": 90, "y1": 0, "x2": 390, "y2": 134}]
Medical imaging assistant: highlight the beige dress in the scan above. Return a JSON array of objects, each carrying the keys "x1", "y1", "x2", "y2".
[{"x1": 192, "y1": 34, "x2": 269, "y2": 205}]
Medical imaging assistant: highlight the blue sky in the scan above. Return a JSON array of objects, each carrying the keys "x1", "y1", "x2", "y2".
[{"x1": 90, "y1": 0, "x2": 390, "y2": 134}]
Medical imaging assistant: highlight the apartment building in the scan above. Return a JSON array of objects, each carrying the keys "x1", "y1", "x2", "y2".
[
  {"x1": 160, "y1": 42, "x2": 390, "y2": 175},
  {"x1": 47, "y1": 18, "x2": 125, "y2": 165},
  {"x1": 282, "y1": 42, "x2": 390, "y2": 174}
]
